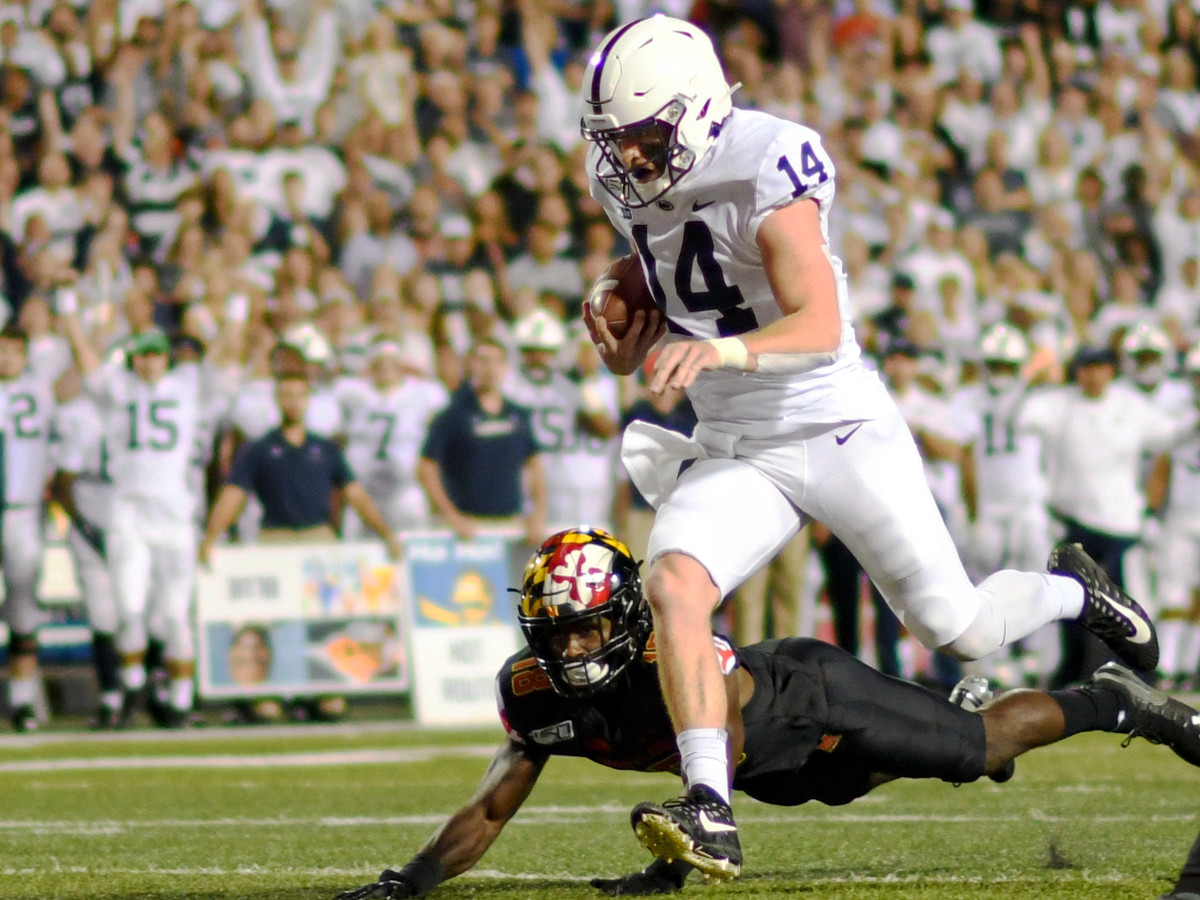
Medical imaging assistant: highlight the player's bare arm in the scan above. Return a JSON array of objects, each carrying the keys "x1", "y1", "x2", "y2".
[
  {"x1": 344, "y1": 481, "x2": 404, "y2": 560},
  {"x1": 522, "y1": 454, "x2": 548, "y2": 547},
  {"x1": 335, "y1": 741, "x2": 546, "y2": 899},
  {"x1": 200, "y1": 483, "x2": 248, "y2": 565},
  {"x1": 416, "y1": 458, "x2": 477, "y2": 541},
  {"x1": 650, "y1": 199, "x2": 841, "y2": 394}
]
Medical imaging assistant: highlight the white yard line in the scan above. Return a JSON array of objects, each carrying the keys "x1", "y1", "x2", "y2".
[
  {"x1": 0, "y1": 807, "x2": 1192, "y2": 836},
  {"x1": 0, "y1": 745, "x2": 499, "y2": 772}
]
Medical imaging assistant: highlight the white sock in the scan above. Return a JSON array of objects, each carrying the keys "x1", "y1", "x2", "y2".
[
  {"x1": 961, "y1": 572, "x2": 1085, "y2": 659},
  {"x1": 1047, "y1": 573, "x2": 1086, "y2": 619},
  {"x1": 8, "y1": 677, "x2": 36, "y2": 708},
  {"x1": 121, "y1": 664, "x2": 146, "y2": 692},
  {"x1": 676, "y1": 728, "x2": 730, "y2": 804},
  {"x1": 1159, "y1": 620, "x2": 1187, "y2": 677},
  {"x1": 100, "y1": 689, "x2": 123, "y2": 711},
  {"x1": 170, "y1": 677, "x2": 194, "y2": 711}
]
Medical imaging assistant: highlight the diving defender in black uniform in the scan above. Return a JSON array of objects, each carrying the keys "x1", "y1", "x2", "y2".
[{"x1": 336, "y1": 528, "x2": 1200, "y2": 898}]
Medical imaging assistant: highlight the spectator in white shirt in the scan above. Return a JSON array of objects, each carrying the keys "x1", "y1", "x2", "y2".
[
  {"x1": 926, "y1": 0, "x2": 1002, "y2": 87},
  {"x1": 11, "y1": 153, "x2": 82, "y2": 264},
  {"x1": 238, "y1": 0, "x2": 338, "y2": 137}
]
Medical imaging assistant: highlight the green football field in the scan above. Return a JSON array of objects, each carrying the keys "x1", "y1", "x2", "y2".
[{"x1": 1, "y1": 717, "x2": 1198, "y2": 900}]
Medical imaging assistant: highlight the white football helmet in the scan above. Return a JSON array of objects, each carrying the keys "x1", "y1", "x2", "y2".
[
  {"x1": 1122, "y1": 322, "x2": 1172, "y2": 389},
  {"x1": 514, "y1": 309, "x2": 567, "y2": 352},
  {"x1": 979, "y1": 324, "x2": 1029, "y2": 392},
  {"x1": 580, "y1": 16, "x2": 736, "y2": 208},
  {"x1": 282, "y1": 323, "x2": 332, "y2": 368}
]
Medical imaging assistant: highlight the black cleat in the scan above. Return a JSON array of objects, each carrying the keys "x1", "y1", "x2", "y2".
[
  {"x1": 1049, "y1": 542, "x2": 1158, "y2": 671},
  {"x1": 630, "y1": 785, "x2": 742, "y2": 882},
  {"x1": 1089, "y1": 662, "x2": 1200, "y2": 766},
  {"x1": 949, "y1": 675, "x2": 1015, "y2": 783},
  {"x1": 10, "y1": 704, "x2": 37, "y2": 733}
]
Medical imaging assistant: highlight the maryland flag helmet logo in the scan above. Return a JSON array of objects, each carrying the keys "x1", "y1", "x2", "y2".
[{"x1": 517, "y1": 528, "x2": 649, "y2": 697}]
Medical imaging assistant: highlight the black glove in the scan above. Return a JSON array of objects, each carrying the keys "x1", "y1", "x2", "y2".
[
  {"x1": 75, "y1": 518, "x2": 106, "y2": 559},
  {"x1": 334, "y1": 870, "x2": 417, "y2": 900},
  {"x1": 589, "y1": 859, "x2": 691, "y2": 896}
]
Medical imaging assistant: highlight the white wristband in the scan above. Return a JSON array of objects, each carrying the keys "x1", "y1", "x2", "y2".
[{"x1": 705, "y1": 336, "x2": 750, "y2": 370}]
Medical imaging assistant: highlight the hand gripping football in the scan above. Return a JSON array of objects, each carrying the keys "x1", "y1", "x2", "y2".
[{"x1": 587, "y1": 254, "x2": 657, "y2": 340}]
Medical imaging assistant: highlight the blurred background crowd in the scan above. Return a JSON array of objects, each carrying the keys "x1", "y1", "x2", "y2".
[{"x1": 3, "y1": 0, "x2": 1200, "y2": 730}]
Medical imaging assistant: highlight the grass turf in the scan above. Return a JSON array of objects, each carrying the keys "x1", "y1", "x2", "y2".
[{"x1": 0, "y1": 722, "x2": 1196, "y2": 900}]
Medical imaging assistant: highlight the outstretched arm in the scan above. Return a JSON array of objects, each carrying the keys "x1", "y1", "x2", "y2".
[{"x1": 334, "y1": 741, "x2": 546, "y2": 899}]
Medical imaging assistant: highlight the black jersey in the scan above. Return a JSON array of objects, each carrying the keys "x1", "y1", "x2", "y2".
[
  {"x1": 496, "y1": 633, "x2": 738, "y2": 775},
  {"x1": 495, "y1": 636, "x2": 985, "y2": 806}
]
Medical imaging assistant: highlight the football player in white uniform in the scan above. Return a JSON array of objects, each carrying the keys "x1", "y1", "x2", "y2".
[
  {"x1": 957, "y1": 326, "x2": 1052, "y2": 578},
  {"x1": 49, "y1": 366, "x2": 122, "y2": 728},
  {"x1": 558, "y1": 330, "x2": 623, "y2": 533},
  {"x1": 578, "y1": 16, "x2": 1159, "y2": 879},
  {"x1": 338, "y1": 338, "x2": 449, "y2": 536},
  {"x1": 1148, "y1": 344, "x2": 1200, "y2": 689},
  {"x1": 955, "y1": 325, "x2": 1056, "y2": 685},
  {"x1": 60, "y1": 307, "x2": 224, "y2": 728},
  {"x1": 504, "y1": 310, "x2": 619, "y2": 531},
  {"x1": 0, "y1": 325, "x2": 56, "y2": 731}
]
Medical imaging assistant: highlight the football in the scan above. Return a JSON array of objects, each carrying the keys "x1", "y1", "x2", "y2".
[{"x1": 587, "y1": 254, "x2": 656, "y2": 340}]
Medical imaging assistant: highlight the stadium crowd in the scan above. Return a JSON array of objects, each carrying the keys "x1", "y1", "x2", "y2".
[{"x1": 2, "y1": 0, "x2": 1200, "y2": 731}]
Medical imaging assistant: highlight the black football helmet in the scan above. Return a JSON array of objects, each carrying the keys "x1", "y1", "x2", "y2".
[{"x1": 518, "y1": 528, "x2": 650, "y2": 697}]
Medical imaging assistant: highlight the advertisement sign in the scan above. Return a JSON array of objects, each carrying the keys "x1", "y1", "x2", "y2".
[
  {"x1": 196, "y1": 542, "x2": 409, "y2": 699},
  {"x1": 404, "y1": 531, "x2": 527, "y2": 726}
]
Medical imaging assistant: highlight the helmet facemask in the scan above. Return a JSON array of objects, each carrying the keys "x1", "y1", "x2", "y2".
[
  {"x1": 517, "y1": 528, "x2": 649, "y2": 698},
  {"x1": 982, "y1": 360, "x2": 1021, "y2": 393},
  {"x1": 584, "y1": 98, "x2": 693, "y2": 208}
]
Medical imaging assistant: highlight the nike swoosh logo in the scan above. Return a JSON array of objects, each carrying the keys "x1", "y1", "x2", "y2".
[
  {"x1": 1125, "y1": 610, "x2": 1153, "y2": 645},
  {"x1": 696, "y1": 811, "x2": 737, "y2": 833},
  {"x1": 692, "y1": 199, "x2": 715, "y2": 211},
  {"x1": 835, "y1": 424, "x2": 864, "y2": 445}
]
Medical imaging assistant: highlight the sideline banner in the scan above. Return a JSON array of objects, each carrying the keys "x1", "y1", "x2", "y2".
[
  {"x1": 197, "y1": 542, "x2": 408, "y2": 699},
  {"x1": 404, "y1": 531, "x2": 526, "y2": 726}
]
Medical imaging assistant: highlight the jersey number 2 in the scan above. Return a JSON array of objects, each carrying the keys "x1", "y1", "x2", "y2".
[{"x1": 632, "y1": 222, "x2": 758, "y2": 337}]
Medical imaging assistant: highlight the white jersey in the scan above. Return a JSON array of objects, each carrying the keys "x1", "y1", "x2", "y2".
[
  {"x1": 890, "y1": 382, "x2": 965, "y2": 521},
  {"x1": 85, "y1": 361, "x2": 202, "y2": 516},
  {"x1": 589, "y1": 108, "x2": 893, "y2": 434},
  {"x1": 504, "y1": 368, "x2": 586, "y2": 452},
  {"x1": 51, "y1": 394, "x2": 114, "y2": 528},
  {"x1": 0, "y1": 370, "x2": 55, "y2": 507},
  {"x1": 337, "y1": 374, "x2": 448, "y2": 497},
  {"x1": 556, "y1": 371, "x2": 621, "y2": 530},
  {"x1": 955, "y1": 382, "x2": 1049, "y2": 513}
]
